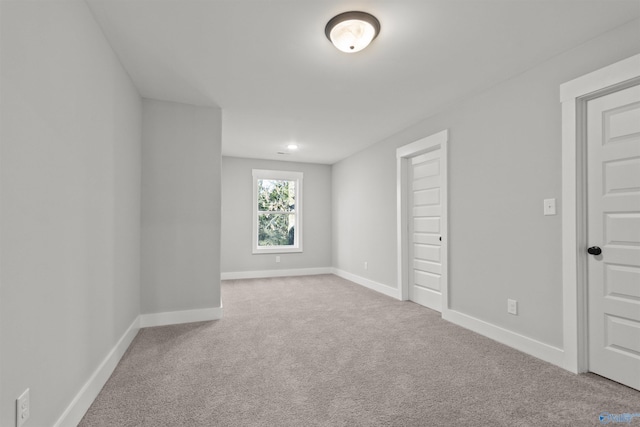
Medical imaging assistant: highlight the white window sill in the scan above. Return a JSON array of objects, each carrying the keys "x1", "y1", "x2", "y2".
[{"x1": 253, "y1": 246, "x2": 303, "y2": 255}]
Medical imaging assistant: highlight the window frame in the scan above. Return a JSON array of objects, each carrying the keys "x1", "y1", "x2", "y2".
[{"x1": 252, "y1": 169, "x2": 303, "y2": 254}]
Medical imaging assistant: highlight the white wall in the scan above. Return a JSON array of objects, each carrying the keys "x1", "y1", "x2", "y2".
[
  {"x1": 142, "y1": 99, "x2": 222, "y2": 314},
  {"x1": 221, "y1": 157, "x2": 332, "y2": 274},
  {"x1": 332, "y1": 20, "x2": 640, "y2": 350},
  {"x1": 0, "y1": 1, "x2": 142, "y2": 426}
]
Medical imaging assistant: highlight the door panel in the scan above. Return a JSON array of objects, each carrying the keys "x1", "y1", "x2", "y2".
[
  {"x1": 412, "y1": 233, "x2": 440, "y2": 245},
  {"x1": 414, "y1": 270, "x2": 440, "y2": 291},
  {"x1": 604, "y1": 158, "x2": 640, "y2": 193},
  {"x1": 408, "y1": 147, "x2": 443, "y2": 311},
  {"x1": 413, "y1": 188, "x2": 440, "y2": 206},
  {"x1": 413, "y1": 243, "x2": 440, "y2": 262},
  {"x1": 606, "y1": 103, "x2": 640, "y2": 140},
  {"x1": 606, "y1": 315, "x2": 640, "y2": 355},
  {"x1": 412, "y1": 158, "x2": 440, "y2": 178},
  {"x1": 414, "y1": 259, "x2": 441, "y2": 275},
  {"x1": 413, "y1": 176, "x2": 440, "y2": 191},
  {"x1": 587, "y1": 84, "x2": 640, "y2": 390},
  {"x1": 606, "y1": 264, "x2": 640, "y2": 299},
  {"x1": 414, "y1": 217, "x2": 440, "y2": 233},
  {"x1": 414, "y1": 205, "x2": 441, "y2": 217},
  {"x1": 605, "y1": 214, "x2": 640, "y2": 245}
]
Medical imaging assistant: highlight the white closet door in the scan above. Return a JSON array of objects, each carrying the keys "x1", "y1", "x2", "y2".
[
  {"x1": 408, "y1": 148, "x2": 443, "y2": 311},
  {"x1": 587, "y1": 84, "x2": 640, "y2": 390}
]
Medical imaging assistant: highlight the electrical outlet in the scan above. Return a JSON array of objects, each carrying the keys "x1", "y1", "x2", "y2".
[
  {"x1": 364, "y1": 261, "x2": 368, "y2": 270},
  {"x1": 543, "y1": 198, "x2": 556, "y2": 216},
  {"x1": 16, "y1": 389, "x2": 29, "y2": 427},
  {"x1": 507, "y1": 299, "x2": 518, "y2": 315},
  {"x1": 275, "y1": 256, "x2": 280, "y2": 263}
]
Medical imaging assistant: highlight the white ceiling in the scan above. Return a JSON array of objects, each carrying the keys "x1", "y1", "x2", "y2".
[{"x1": 86, "y1": 0, "x2": 640, "y2": 164}]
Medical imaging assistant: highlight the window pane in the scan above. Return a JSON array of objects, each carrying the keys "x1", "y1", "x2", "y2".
[
  {"x1": 258, "y1": 213, "x2": 296, "y2": 247},
  {"x1": 257, "y1": 179, "x2": 295, "y2": 212}
]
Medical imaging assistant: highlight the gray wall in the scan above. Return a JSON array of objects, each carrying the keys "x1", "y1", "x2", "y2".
[
  {"x1": 0, "y1": 1, "x2": 142, "y2": 426},
  {"x1": 142, "y1": 99, "x2": 222, "y2": 313},
  {"x1": 332, "y1": 19, "x2": 640, "y2": 349},
  {"x1": 221, "y1": 157, "x2": 332, "y2": 273}
]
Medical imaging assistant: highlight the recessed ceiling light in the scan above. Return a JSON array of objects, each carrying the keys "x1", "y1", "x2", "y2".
[
  {"x1": 287, "y1": 144, "x2": 299, "y2": 150},
  {"x1": 325, "y1": 11, "x2": 380, "y2": 53}
]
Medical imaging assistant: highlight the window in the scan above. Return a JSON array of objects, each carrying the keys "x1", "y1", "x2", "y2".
[{"x1": 252, "y1": 169, "x2": 303, "y2": 254}]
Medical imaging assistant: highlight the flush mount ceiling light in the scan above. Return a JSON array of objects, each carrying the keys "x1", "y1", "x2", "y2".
[
  {"x1": 325, "y1": 11, "x2": 380, "y2": 53},
  {"x1": 287, "y1": 144, "x2": 299, "y2": 150}
]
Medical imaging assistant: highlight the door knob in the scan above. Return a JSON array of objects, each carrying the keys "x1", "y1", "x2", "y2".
[{"x1": 587, "y1": 246, "x2": 602, "y2": 255}]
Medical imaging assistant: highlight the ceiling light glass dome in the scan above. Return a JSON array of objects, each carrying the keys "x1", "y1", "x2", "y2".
[{"x1": 325, "y1": 11, "x2": 380, "y2": 53}]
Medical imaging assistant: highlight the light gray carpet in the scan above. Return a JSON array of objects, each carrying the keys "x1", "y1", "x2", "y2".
[{"x1": 79, "y1": 274, "x2": 640, "y2": 426}]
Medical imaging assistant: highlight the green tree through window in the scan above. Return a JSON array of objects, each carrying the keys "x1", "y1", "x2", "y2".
[
  {"x1": 252, "y1": 169, "x2": 303, "y2": 253},
  {"x1": 257, "y1": 179, "x2": 296, "y2": 247}
]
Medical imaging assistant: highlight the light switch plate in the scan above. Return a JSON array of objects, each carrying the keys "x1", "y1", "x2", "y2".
[{"x1": 544, "y1": 198, "x2": 556, "y2": 216}]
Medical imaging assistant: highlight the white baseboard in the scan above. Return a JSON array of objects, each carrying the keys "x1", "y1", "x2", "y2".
[
  {"x1": 53, "y1": 305, "x2": 223, "y2": 426},
  {"x1": 53, "y1": 317, "x2": 140, "y2": 427},
  {"x1": 139, "y1": 306, "x2": 223, "y2": 328},
  {"x1": 332, "y1": 268, "x2": 402, "y2": 300},
  {"x1": 330, "y1": 269, "x2": 563, "y2": 369},
  {"x1": 221, "y1": 267, "x2": 333, "y2": 280},
  {"x1": 442, "y1": 309, "x2": 565, "y2": 368}
]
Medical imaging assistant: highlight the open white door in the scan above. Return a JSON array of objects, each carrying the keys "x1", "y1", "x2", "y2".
[
  {"x1": 407, "y1": 149, "x2": 443, "y2": 310},
  {"x1": 397, "y1": 130, "x2": 448, "y2": 313},
  {"x1": 586, "y1": 84, "x2": 640, "y2": 390}
]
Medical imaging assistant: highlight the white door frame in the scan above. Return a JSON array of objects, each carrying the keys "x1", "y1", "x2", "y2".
[
  {"x1": 560, "y1": 53, "x2": 640, "y2": 374},
  {"x1": 397, "y1": 130, "x2": 449, "y2": 312}
]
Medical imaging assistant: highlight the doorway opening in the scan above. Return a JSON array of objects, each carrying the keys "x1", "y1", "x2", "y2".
[
  {"x1": 560, "y1": 53, "x2": 640, "y2": 389},
  {"x1": 397, "y1": 130, "x2": 449, "y2": 312}
]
